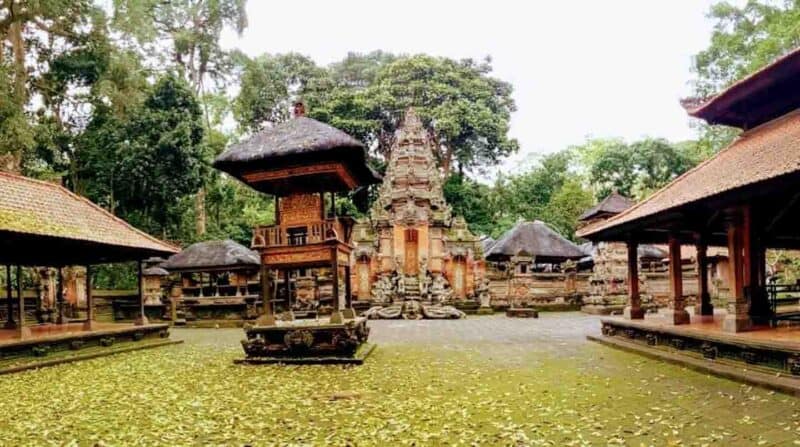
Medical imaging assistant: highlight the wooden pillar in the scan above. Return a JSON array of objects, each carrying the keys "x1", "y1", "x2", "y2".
[
  {"x1": 695, "y1": 238, "x2": 713, "y2": 317},
  {"x1": 83, "y1": 265, "x2": 94, "y2": 330},
  {"x1": 4, "y1": 265, "x2": 15, "y2": 329},
  {"x1": 623, "y1": 240, "x2": 644, "y2": 319},
  {"x1": 283, "y1": 269, "x2": 294, "y2": 320},
  {"x1": 256, "y1": 262, "x2": 275, "y2": 326},
  {"x1": 723, "y1": 209, "x2": 751, "y2": 332},
  {"x1": 667, "y1": 235, "x2": 690, "y2": 325},
  {"x1": 330, "y1": 248, "x2": 343, "y2": 324},
  {"x1": 16, "y1": 266, "x2": 30, "y2": 338},
  {"x1": 135, "y1": 260, "x2": 149, "y2": 326},
  {"x1": 744, "y1": 206, "x2": 770, "y2": 322},
  {"x1": 56, "y1": 267, "x2": 66, "y2": 324}
]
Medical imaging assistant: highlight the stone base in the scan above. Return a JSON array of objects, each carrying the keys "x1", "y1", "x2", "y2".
[
  {"x1": 506, "y1": 308, "x2": 539, "y2": 318},
  {"x1": 476, "y1": 307, "x2": 495, "y2": 315},
  {"x1": 581, "y1": 304, "x2": 625, "y2": 315},
  {"x1": 240, "y1": 317, "x2": 371, "y2": 363},
  {"x1": 723, "y1": 315, "x2": 752, "y2": 333},
  {"x1": 623, "y1": 306, "x2": 644, "y2": 320},
  {"x1": 235, "y1": 342, "x2": 376, "y2": 365},
  {"x1": 665, "y1": 309, "x2": 691, "y2": 325}
]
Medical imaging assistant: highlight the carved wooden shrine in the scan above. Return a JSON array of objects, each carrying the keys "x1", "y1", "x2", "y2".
[{"x1": 214, "y1": 103, "x2": 381, "y2": 363}]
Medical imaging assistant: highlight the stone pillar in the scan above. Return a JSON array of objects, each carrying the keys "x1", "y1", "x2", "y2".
[
  {"x1": 343, "y1": 264, "x2": 355, "y2": 319},
  {"x1": 623, "y1": 240, "x2": 644, "y2": 319},
  {"x1": 723, "y1": 210, "x2": 751, "y2": 332},
  {"x1": 667, "y1": 236, "x2": 690, "y2": 325},
  {"x1": 56, "y1": 267, "x2": 66, "y2": 324},
  {"x1": 695, "y1": 239, "x2": 713, "y2": 318},
  {"x1": 83, "y1": 265, "x2": 94, "y2": 330},
  {"x1": 257, "y1": 263, "x2": 275, "y2": 326},
  {"x1": 134, "y1": 260, "x2": 149, "y2": 326},
  {"x1": 17, "y1": 266, "x2": 30, "y2": 338},
  {"x1": 4, "y1": 265, "x2": 16, "y2": 329}
]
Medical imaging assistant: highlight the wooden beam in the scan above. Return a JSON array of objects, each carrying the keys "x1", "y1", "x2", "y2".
[
  {"x1": 623, "y1": 240, "x2": 643, "y2": 319},
  {"x1": 4, "y1": 265, "x2": 15, "y2": 329},
  {"x1": 668, "y1": 235, "x2": 690, "y2": 325},
  {"x1": 83, "y1": 265, "x2": 94, "y2": 330}
]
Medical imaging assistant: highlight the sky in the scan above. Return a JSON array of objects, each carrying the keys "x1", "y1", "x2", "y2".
[{"x1": 221, "y1": 0, "x2": 720, "y2": 176}]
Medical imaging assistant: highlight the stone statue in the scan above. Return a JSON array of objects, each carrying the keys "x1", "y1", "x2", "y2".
[
  {"x1": 430, "y1": 274, "x2": 452, "y2": 303},
  {"x1": 477, "y1": 277, "x2": 491, "y2": 309}
]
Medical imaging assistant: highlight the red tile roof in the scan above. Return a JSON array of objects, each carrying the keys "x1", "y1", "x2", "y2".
[
  {"x1": 0, "y1": 172, "x2": 178, "y2": 256},
  {"x1": 578, "y1": 109, "x2": 800, "y2": 240},
  {"x1": 684, "y1": 47, "x2": 800, "y2": 129}
]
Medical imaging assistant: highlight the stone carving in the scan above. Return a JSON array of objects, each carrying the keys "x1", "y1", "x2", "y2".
[{"x1": 477, "y1": 277, "x2": 491, "y2": 309}]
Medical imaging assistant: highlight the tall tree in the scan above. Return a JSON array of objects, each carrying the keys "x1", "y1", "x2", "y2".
[
  {"x1": 112, "y1": 0, "x2": 248, "y2": 237},
  {"x1": 691, "y1": 0, "x2": 800, "y2": 151}
]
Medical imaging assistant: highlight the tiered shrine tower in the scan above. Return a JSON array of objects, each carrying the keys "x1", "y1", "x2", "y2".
[{"x1": 351, "y1": 109, "x2": 484, "y2": 314}]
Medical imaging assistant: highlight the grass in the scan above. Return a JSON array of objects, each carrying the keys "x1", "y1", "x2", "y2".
[{"x1": 0, "y1": 321, "x2": 798, "y2": 445}]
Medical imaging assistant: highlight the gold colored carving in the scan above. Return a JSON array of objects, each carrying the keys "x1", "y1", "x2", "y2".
[{"x1": 280, "y1": 194, "x2": 322, "y2": 225}]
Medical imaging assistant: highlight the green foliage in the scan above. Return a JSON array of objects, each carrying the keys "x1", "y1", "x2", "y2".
[
  {"x1": 443, "y1": 174, "x2": 495, "y2": 236},
  {"x1": 691, "y1": 0, "x2": 800, "y2": 151},
  {"x1": 235, "y1": 52, "x2": 519, "y2": 175}
]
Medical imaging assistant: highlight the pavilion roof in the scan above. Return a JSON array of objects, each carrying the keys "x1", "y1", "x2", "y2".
[
  {"x1": 213, "y1": 117, "x2": 381, "y2": 194},
  {"x1": 577, "y1": 109, "x2": 800, "y2": 243},
  {"x1": 578, "y1": 191, "x2": 636, "y2": 221},
  {"x1": 486, "y1": 220, "x2": 586, "y2": 263},
  {"x1": 0, "y1": 172, "x2": 178, "y2": 266},
  {"x1": 683, "y1": 47, "x2": 800, "y2": 129},
  {"x1": 161, "y1": 239, "x2": 260, "y2": 272}
]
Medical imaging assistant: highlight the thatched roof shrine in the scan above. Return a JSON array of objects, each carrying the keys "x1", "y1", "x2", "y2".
[
  {"x1": 213, "y1": 116, "x2": 381, "y2": 195},
  {"x1": 162, "y1": 239, "x2": 260, "y2": 272},
  {"x1": 579, "y1": 191, "x2": 636, "y2": 222},
  {"x1": 485, "y1": 220, "x2": 586, "y2": 263}
]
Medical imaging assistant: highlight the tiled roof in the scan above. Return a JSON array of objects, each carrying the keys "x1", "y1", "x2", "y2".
[
  {"x1": 0, "y1": 172, "x2": 178, "y2": 255},
  {"x1": 578, "y1": 110, "x2": 800, "y2": 240},
  {"x1": 684, "y1": 47, "x2": 800, "y2": 129},
  {"x1": 578, "y1": 191, "x2": 636, "y2": 221}
]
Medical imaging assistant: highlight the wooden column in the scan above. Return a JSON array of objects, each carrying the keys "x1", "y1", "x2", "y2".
[
  {"x1": 744, "y1": 206, "x2": 770, "y2": 322},
  {"x1": 256, "y1": 263, "x2": 275, "y2": 326},
  {"x1": 623, "y1": 240, "x2": 644, "y2": 319},
  {"x1": 56, "y1": 267, "x2": 66, "y2": 324},
  {"x1": 695, "y1": 238, "x2": 713, "y2": 317},
  {"x1": 667, "y1": 236, "x2": 690, "y2": 325},
  {"x1": 723, "y1": 209, "x2": 751, "y2": 332},
  {"x1": 135, "y1": 260, "x2": 149, "y2": 326},
  {"x1": 330, "y1": 248, "x2": 343, "y2": 324},
  {"x1": 83, "y1": 265, "x2": 94, "y2": 330},
  {"x1": 284, "y1": 269, "x2": 294, "y2": 320},
  {"x1": 16, "y1": 266, "x2": 30, "y2": 338},
  {"x1": 4, "y1": 265, "x2": 16, "y2": 329}
]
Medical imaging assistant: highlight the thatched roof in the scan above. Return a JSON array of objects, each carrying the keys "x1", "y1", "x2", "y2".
[
  {"x1": 162, "y1": 240, "x2": 260, "y2": 272},
  {"x1": 0, "y1": 172, "x2": 178, "y2": 266},
  {"x1": 579, "y1": 191, "x2": 635, "y2": 222},
  {"x1": 213, "y1": 117, "x2": 381, "y2": 194},
  {"x1": 485, "y1": 220, "x2": 586, "y2": 263},
  {"x1": 143, "y1": 266, "x2": 169, "y2": 277},
  {"x1": 480, "y1": 236, "x2": 496, "y2": 252}
]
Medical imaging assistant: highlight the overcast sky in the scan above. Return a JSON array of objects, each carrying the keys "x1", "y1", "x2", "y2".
[{"x1": 221, "y1": 0, "x2": 720, "y2": 175}]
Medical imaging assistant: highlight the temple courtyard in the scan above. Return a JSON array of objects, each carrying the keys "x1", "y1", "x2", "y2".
[{"x1": 0, "y1": 313, "x2": 798, "y2": 446}]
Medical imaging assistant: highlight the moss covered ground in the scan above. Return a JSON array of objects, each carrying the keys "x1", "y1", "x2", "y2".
[{"x1": 0, "y1": 314, "x2": 798, "y2": 446}]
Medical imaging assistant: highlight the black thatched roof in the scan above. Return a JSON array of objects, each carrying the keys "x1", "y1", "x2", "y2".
[
  {"x1": 579, "y1": 191, "x2": 636, "y2": 222},
  {"x1": 638, "y1": 244, "x2": 667, "y2": 260},
  {"x1": 143, "y1": 266, "x2": 169, "y2": 276},
  {"x1": 213, "y1": 117, "x2": 381, "y2": 194},
  {"x1": 162, "y1": 240, "x2": 260, "y2": 272},
  {"x1": 480, "y1": 236, "x2": 496, "y2": 253},
  {"x1": 485, "y1": 220, "x2": 586, "y2": 263}
]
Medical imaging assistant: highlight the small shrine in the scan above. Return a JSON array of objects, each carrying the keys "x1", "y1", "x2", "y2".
[
  {"x1": 214, "y1": 102, "x2": 380, "y2": 363},
  {"x1": 351, "y1": 108, "x2": 484, "y2": 319},
  {"x1": 483, "y1": 220, "x2": 587, "y2": 311}
]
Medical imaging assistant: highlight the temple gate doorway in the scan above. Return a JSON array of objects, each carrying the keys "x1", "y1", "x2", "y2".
[{"x1": 404, "y1": 228, "x2": 418, "y2": 276}]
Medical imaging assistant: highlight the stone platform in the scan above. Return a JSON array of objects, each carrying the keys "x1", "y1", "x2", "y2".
[
  {"x1": 506, "y1": 308, "x2": 539, "y2": 318},
  {"x1": 238, "y1": 316, "x2": 372, "y2": 364},
  {"x1": 0, "y1": 322, "x2": 178, "y2": 373},
  {"x1": 594, "y1": 316, "x2": 800, "y2": 379}
]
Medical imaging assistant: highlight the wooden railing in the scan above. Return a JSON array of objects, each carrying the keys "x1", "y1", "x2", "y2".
[{"x1": 251, "y1": 218, "x2": 349, "y2": 249}]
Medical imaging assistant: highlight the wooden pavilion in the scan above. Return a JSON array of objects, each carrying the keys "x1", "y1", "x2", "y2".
[
  {"x1": 578, "y1": 48, "x2": 800, "y2": 379},
  {"x1": 0, "y1": 172, "x2": 179, "y2": 369},
  {"x1": 214, "y1": 102, "x2": 381, "y2": 363}
]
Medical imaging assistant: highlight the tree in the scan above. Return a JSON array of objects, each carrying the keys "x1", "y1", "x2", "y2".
[
  {"x1": 77, "y1": 75, "x2": 207, "y2": 238},
  {"x1": 443, "y1": 174, "x2": 494, "y2": 236},
  {"x1": 234, "y1": 53, "x2": 519, "y2": 177},
  {"x1": 690, "y1": 0, "x2": 800, "y2": 151}
]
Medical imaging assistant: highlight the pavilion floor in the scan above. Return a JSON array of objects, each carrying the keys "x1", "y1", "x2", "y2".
[
  {"x1": 593, "y1": 310, "x2": 800, "y2": 393},
  {"x1": 0, "y1": 321, "x2": 178, "y2": 374}
]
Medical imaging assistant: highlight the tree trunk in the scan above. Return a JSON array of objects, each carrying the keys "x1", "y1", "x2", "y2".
[
  {"x1": 9, "y1": 19, "x2": 26, "y2": 103},
  {"x1": 195, "y1": 187, "x2": 207, "y2": 236}
]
